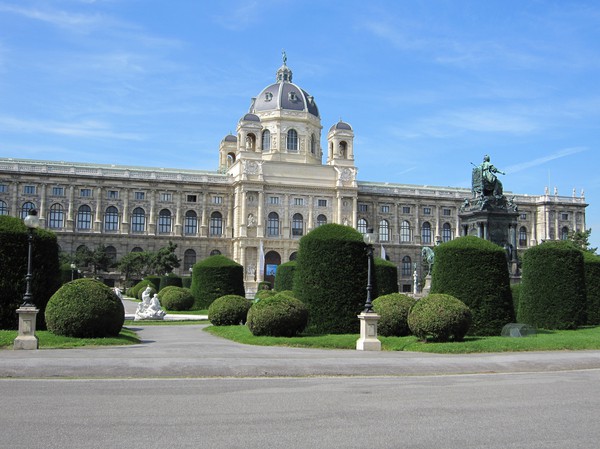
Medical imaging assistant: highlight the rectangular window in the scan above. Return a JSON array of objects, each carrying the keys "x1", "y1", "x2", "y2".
[
  {"x1": 0, "y1": 184, "x2": 7, "y2": 193},
  {"x1": 402, "y1": 206, "x2": 411, "y2": 214},
  {"x1": 134, "y1": 191, "x2": 145, "y2": 200},
  {"x1": 294, "y1": 198, "x2": 304, "y2": 206},
  {"x1": 23, "y1": 185, "x2": 36, "y2": 195},
  {"x1": 51, "y1": 186, "x2": 64, "y2": 196},
  {"x1": 187, "y1": 194, "x2": 197, "y2": 203},
  {"x1": 380, "y1": 205, "x2": 390, "y2": 213},
  {"x1": 213, "y1": 195, "x2": 223, "y2": 204},
  {"x1": 318, "y1": 199, "x2": 327, "y2": 207},
  {"x1": 160, "y1": 192, "x2": 172, "y2": 202},
  {"x1": 561, "y1": 213, "x2": 569, "y2": 220},
  {"x1": 423, "y1": 207, "x2": 431, "y2": 215},
  {"x1": 358, "y1": 204, "x2": 368, "y2": 212},
  {"x1": 80, "y1": 188, "x2": 92, "y2": 198},
  {"x1": 443, "y1": 208, "x2": 451, "y2": 216},
  {"x1": 107, "y1": 190, "x2": 119, "y2": 199},
  {"x1": 520, "y1": 213, "x2": 527, "y2": 220},
  {"x1": 269, "y1": 196, "x2": 279, "y2": 205}
]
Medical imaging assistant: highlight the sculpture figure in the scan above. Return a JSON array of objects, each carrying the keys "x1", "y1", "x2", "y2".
[
  {"x1": 421, "y1": 246, "x2": 435, "y2": 275},
  {"x1": 472, "y1": 154, "x2": 505, "y2": 200},
  {"x1": 135, "y1": 286, "x2": 166, "y2": 320}
]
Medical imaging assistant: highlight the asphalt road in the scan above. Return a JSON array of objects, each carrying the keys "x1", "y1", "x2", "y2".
[{"x1": 2, "y1": 370, "x2": 599, "y2": 449}]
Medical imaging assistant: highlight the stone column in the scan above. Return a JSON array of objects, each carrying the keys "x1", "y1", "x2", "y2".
[
  {"x1": 121, "y1": 188, "x2": 129, "y2": 234},
  {"x1": 94, "y1": 186, "x2": 102, "y2": 232},
  {"x1": 307, "y1": 195, "x2": 314, "y2": 232},
  {"x1": 257, "y1": 191, "x2": 264, "y2": 238},
  {"x1": 11, "y1": 181, "x2": 19, "y2": 216},
  {"x1": 148, "y1": 190, "x2": 156, "y2": 235},
  {"x1": 200, "y1": 192, "x2": 208, "y2": 237},
  {"x1": 356, "y1": 312, "x2": 381, "y2": 351},
  {"x1": 38, "y1": 184, "x2": 47, "y2": 228},
  {"x1": 66, "y1": 186, "x2": 75, "y2": 231},
  {"x1": 14, "y1": 306, "x2": 39, "y2": 350},
  {"x1": 175, "y1": 191, "x2": 182, "y2": 236}
]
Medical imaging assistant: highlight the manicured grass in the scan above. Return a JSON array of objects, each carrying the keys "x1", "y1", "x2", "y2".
[
  {"x1": 166, "y1": 309, "x2": 208, "y2": 315},
  {"x1": 205, "y1": 325, "x2": 600, "y2": 354},
  {"x1": 0, "y1": 328, "x2": 139, "y2": 349},
  {"x1": 124, "y1": 319, "x2": 208, "y2": 326}
]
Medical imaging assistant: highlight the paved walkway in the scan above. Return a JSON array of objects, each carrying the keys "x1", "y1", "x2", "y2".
[{"x1": 2, "y1": 300, "x2": 600, "y2": 379}]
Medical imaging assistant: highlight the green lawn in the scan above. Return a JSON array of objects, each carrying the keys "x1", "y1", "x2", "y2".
[
  {"x1": 124, "y1": 319, "x2": 208, "y2": 326},
  {"x1": 0, "y1": 328, "x2": 139, "y2": 349},
  {"x1": 205, "y1": 325, "x2": 600, "y2": 354}
]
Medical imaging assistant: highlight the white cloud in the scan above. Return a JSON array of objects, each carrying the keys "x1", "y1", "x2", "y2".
[{"x1": 505, "y1": 147, "x2": 588, "y2": 174}]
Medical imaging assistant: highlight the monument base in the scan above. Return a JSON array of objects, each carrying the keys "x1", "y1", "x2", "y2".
[
  {"x1": 14, "y1": 306, "x2": 39, "y2": 350},
  {"x1": 356, "y1": 312, "x2": 381, "y2": 351}
]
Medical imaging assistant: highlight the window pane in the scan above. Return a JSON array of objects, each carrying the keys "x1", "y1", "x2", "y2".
[
  {"x1": 105, "y1": 206, "x2": 119, "y2": 231},
  {"x1": 267, "y1": 212, "x2": 279, "y2": 236},
  {"x1": 77, "y1": 205, "x2": 92, "y2": 230}
]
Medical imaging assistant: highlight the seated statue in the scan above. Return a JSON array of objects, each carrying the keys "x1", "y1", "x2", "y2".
[
  {"x1": 472, "y1": 154, "x2": 505, "y2": 199},
  {"x1": 135, "y1": 286, "x2": 166, "y2": 320}
]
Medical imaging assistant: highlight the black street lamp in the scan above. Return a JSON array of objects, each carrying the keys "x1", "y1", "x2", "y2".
[
  {"x1": 363, "y1": 227, "x2": 377, "y2": 313},
  {"x1": 22, "y1": 209, "x2": 40, "y2": 307}
]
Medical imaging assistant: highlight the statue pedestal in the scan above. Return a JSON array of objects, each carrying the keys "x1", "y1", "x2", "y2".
[
  {"x1": 422, "y1": 275, "x2": 432, "y2": 295},
  {"x1": 14, "y1": 306, "x2": 39, "y2": 350},
  {"x1": 356, "y1": 312, "x2": 381, "y2": 351}
]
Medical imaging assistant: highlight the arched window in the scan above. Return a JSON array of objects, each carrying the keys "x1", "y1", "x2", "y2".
[
  {"x1": 267, "y1": 212, "x2": 279, "y2": 236},
  {"x1": 246, "y1": 133, "x2": 256, "y2": 151},
  {"x1": 227, "y1": 153, "x2": 235, "y2": 167},
  {"x1": 105, "y1": 246, "x2": 117, "y2": 265},
  {"x1": 289, "y1": 252, "x2": 298, "y2": 261},
  {"x1": 401, "y1": 256, "x2": 412, "y2": 276},
  {"x1": 210, "y1": 211, "x2": 223, "y2": 236},
  {"x1": 316, "y1": 214, "x2": 327, "y2": 227},
  {"x1": 48, "y1": 204, "x2": 64, "y2": 229},
  {"x1": 286, "y1": 129, "x2": 298, "y2": 152},
  {"x1": 158, "y1": 209, "x2": 172, "y2": 234},
  {"x1": 421, "y1": 222, "x2": 432, "y2": 244},
  {"x1": 184, "y1": 249, "x2": 196, "y2": 271},
  {"x1": 310, "y1": 134, "x2": 316, "y2": 154},
  {"x1": 21, "y1": 201, "x2": 36, "y2": 219},
  {"x1": 131, "y1": 247, "x2": 143, "y2": 253},
  {"x1": 76, "y1": 205, "x2": 92, "y2": 230},
  {"x1": 519, "y1": 226, "x2": 528, "y2": 247},
  {"x1": 210, "y1": 249, "x2": 221, "y2": 256},
  {"x1": 292, "y1": 213, "x2": 303, "y2": 236},
  {"x1": 379, "y1": 220, "x2": 390, "y2": 242},
  {"x1": 131, "y1": 207, "x2": 146, "y2": 233},
  {"x1": 104, "y1": 206, "x2": 119, "y2": 231},
  {"x1": 400, "y1": 220, "x2": 411, "y2": 242},
  {"x1": 561, "y1": 226, "x2": 570, "y2": 241},
  {"x1": 0, "y1": 200, "x2": 7, "y2": 216},
  {"x1": 262, "y1": 130, "x2": 271, "y2": 152},
  {"x1": 339, "y1": 141, "x2": 347, "y2": 158},
  {"x1": 442, "y1": 223, "x2": 452, "y2": 242},
  {"x1": 357, "y1": 218, "x2": 368, "y2": 235},
  {"x1": 184, "y1": 210, "x2": 198, "y2": 235}
]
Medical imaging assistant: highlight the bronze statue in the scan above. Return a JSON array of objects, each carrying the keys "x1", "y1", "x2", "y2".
[{"x1": 472, "y1": 154, "x2": 505, "y2": 200}]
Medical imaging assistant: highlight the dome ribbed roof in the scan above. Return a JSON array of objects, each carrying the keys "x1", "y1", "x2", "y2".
[
  {"x1": 241, "y1": 113, "x2": 260, "y2": 122},
  {"x1": 329, "y1": 120, "x2": 352, "y2": 132},
  {"x1": 223, "y1": 134, "x2": 237, "y2": 143}
]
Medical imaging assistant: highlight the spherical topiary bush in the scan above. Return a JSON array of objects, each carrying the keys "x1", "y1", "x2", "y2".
[
  {"x1": 274, "y1": 261, "x2": 296, "y2": 291},
  {"x1": 247, "y1": 292, "x2": 309, "y2": 337},
  {"x1": 372, "y1": 293, "x2": 416, "y2": 337},
  {"x1": 208, "y1": 295, "x2": 251, "y2": 326},
  {"x1": 45, "y1": 278, "x2": 124, "y2": 338},
  {"x1": 160, "y1": 287, "x2": 194, "y2": 311},
  {"x1": 374, "y1": 258, "x2": 399, "y2": 298},
  {"x1": 191, "y1": 255, "x2": 245, "y2": 309},
  {"x1": 254, "y1": 289, "x2": 277, "y2": 302},
  {"x1": 137, "y1": 285, "x2": 156, "y2": 301},
  {"x1": 130, "y1": 279, "x2": 154, "y2": 299},
  {"x1": 408, "y1": 293, "x2": 472, "y2": 342}
]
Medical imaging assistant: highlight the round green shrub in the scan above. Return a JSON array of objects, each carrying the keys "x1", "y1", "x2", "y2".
[
  {"x1": 293, "y1": 224, "x2": 366, "y2": 334},
  {"x1": 0, "y1": 215, "x2": 60, "y2": 330},
  {"x1": 374, "y1": 258, "x2": 399, "y2": 297},
  {"x1": 137, "y1": 285, "x2": 156, "y2": 301},
  {"x1": 274, "y1": 261, "x2": 296, "y2": 291},
  {"x1": 45, "y1": 278, "x2": 124, "y2": 338},
  {"x1": 247, "y1": 292, "x2": 309, "y2": 337},
  {"x1": 130, "y1": 279, "x2": 154, "y2": 299},
  {"x1": 254, "y1": 289, "x2": 277, "y2": 302},
  {"x1": 431, "y1": 236, "x2": 514, "y2": 335},
  {"x1": 208, "y1": 294, "x2": 251, "y2": 326},
  {"x1": 159, "y1": 274, "x2": 182, "y2": 291},
  {"x1": 518, "y1": 241, "x2": 586, "y2": 329},
  {"x1": 408, "y1": 293, "x2": 472, "y2": 342},
  {"x1": 160, "y1": 287, "x2": 194, "y2": 311},
  {"x1": 583, "y1": 252, "x2": 600, "y2": 325},
  {"x1": 372, "y1": 293, "x2": 416, "y2": 337},
  {"x1": 190, "y1": 255, "x2": 245, "y2": 309}
]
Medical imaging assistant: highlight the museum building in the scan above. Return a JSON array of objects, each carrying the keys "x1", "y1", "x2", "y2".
[{"x1": 0, "y1": 60, "x2": 588, "y2": 294}]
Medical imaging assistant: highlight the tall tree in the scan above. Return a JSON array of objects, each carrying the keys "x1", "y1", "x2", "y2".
[{"x1": 569, "y1": 228, "x2": 597, "y2": 254}]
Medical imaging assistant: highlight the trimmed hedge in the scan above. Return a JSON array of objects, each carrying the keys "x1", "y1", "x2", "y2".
[
  {"x1": 190, "y1": 255, "x2": 245, "y2": 309},
  {"x1": 518, "y1": 241, "x2": 586, "y2": 329},
  {"x1": 159, "y1": 287, "x2": 194, "y2": 311},
  {"x1": 374, "y1": 258, "x2": 398, "y2": 297},
  {"x1": 408, "y1": 293, "x2": 472, "y2": 342},
  {"x1": 274, "y1": 261, "x2": 296, "y2": 291},
  {"x1": 583, "y1": 252, "x2": 600, "y2": 325},
  {"x1": 0, "y1": 215, "x2": 60, "y2": 330},
  {"x1": 130, "y1": 279, "x2": 156, "y2": 299},
  {"x1": 254, "y1": 289, "x2": 277, "y2": 302},
  {"x1": 45, "y1": 278, "x2": 124, "y2": 338},
  {"x1": 510, "y1": 283, "x2": 522, "y2": 318},
  {"x1": 208, "y1": 294, "x2": 251, "y2": 326},
  {"x1": 182, "y1": 276, "x2": 192, "y2": 289},
  {"x1": 293, "y1": 224, "x2": 366, "y2": 334},
  {"x1": 159, "y1": 274, "x2": 182, "y2": 291},
  {"x1": 247, "y1": 292, "x2": 308, "y2": 337},
  {"x1": 431, "y1": 236, "x2": 514, "y2": 335},
  {"x1": 144, "y1": 276, "x2": 161, "y2": 291},
  {"x1": 372, "y1": 293, "x2": 416, "y2": 337}
]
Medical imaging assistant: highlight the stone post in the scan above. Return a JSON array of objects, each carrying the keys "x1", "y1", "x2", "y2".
[
  {"x1": 356, "y1": 312, "x2": 381, "y2": 351},
  {"x1": 14, "y1": 306, "x2": 39, "y2": 350}
]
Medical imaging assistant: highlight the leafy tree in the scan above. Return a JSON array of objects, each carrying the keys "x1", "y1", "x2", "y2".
[
  {"x1": 568, "y1": 228, "x2": 597, "y2": 254},
  {"x1": 150, "y1": 241, "x2": 180, "y2": 274},
  {"x1": 117, "y1": 251, "x2": 154, "y2": 282}
]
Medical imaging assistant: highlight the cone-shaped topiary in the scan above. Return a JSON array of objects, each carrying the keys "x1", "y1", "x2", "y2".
[
  {"x1": 408, "y1": 293, "x2": 472, "y2": 342},
  {"x1": 293, "y1": 224, "x2": 367, "y2": 334},
  {"x1": 0, "y1": 215, "x2": 60, "y2": 330},
  {"x1": 518, "y1": 241, "x2": 586, "y2": 329},
  {"x1": 190, "y1": 255, "x2": 245, "y2": 309},
  {"x1": 45, "y1": 278, "x2": 124, "y2": 338},
  {"x1": 583, "y1": 252, "x2": 600, "y2": 325},
  {"x1": 274, "y1": 261, "x2": 296, "y2": 291},
  {"x1": 159, "y1": 287, "x2": 194, "y2": 311},
  {"x1": 374, "y1": 258, "x2": 398, "y2": 297},
  {"x1": 208, "y1": 294, "x2": 251, "y2": 326},
  {"x1": 247, "y1": 292, "x2": 308, "y2": 337},
  {"x1": 372, "y1": 293, "x2": 416, "y2": 337},
  {"x1": 431, "y1": 236, "x2": 514, "y2": 335}
]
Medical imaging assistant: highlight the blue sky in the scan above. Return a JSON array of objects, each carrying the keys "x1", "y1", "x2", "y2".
[{"x1": 1, "y1": 0, "x2": 598, "y2": 249}]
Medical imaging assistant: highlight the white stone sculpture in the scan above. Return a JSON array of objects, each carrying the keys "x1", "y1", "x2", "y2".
[
  {"x1": 134, "y1": 286, "x2": 166, "y2": 320},
  {"x1": 113, "y1": 287, "x2": 124, "y2": 300}
]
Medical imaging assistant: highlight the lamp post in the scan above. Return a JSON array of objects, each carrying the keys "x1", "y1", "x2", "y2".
[
  {"x1": 70, "y1": 263, "x2": 76, "y2": 281},
  {"x1": 14, "y1": 209, "x2": 40, "y2": 350},
  {"x1": 362, "y1": 227, "x2": 376, "y2": 313},
  {"x1": 356, "y1": 227, "x2": 381, "y2": 351}
]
